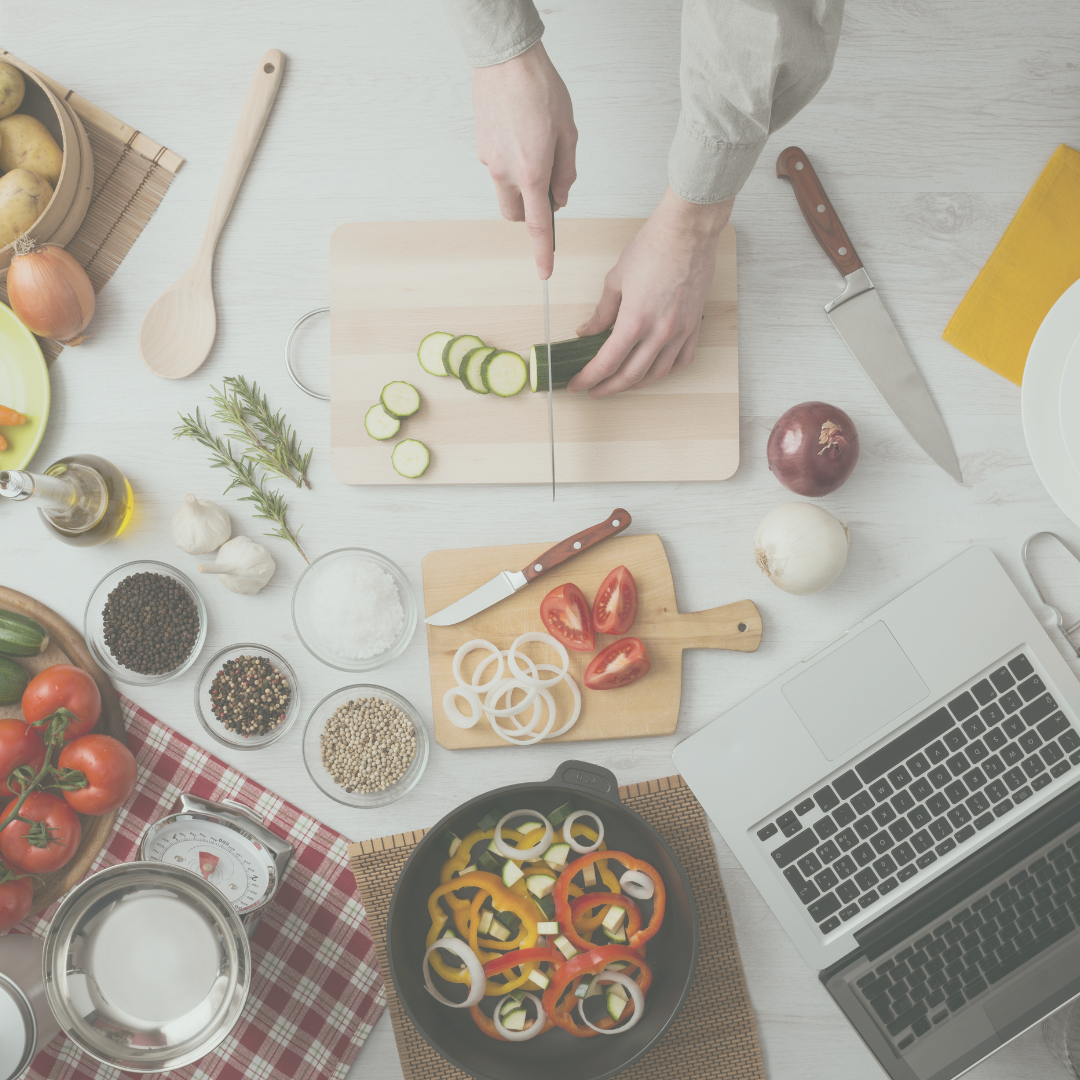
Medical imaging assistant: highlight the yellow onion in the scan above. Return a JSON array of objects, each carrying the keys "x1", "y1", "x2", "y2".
[{"x1": 7, "y1": 237, "x2": 95, "y2": 346}]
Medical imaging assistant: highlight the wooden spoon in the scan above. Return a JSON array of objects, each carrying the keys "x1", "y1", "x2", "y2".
[{"x1": 139, "y1": 50, "x2": 284, "y2": 379}]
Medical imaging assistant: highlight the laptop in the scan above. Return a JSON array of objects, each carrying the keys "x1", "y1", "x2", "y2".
[{"x1": 673, "y1": 545, "x2": 1080, "y2": 1080}]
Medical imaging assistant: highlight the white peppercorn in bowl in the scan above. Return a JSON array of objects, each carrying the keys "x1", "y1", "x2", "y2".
[
  {"x1": 194, "y1": 644, "x2": 301, "y2": 751},
  {"x1": 302, "y1": 685, "x2": 429, "y2": 807}
]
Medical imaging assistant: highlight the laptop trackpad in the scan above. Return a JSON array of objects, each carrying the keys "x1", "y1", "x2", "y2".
[
  {"x1": 782, "y1": 621, "x2": 929, "y2": 761},
  {"x1": 983, "y1": 937, "x2": 1080, "y2": 1036}
]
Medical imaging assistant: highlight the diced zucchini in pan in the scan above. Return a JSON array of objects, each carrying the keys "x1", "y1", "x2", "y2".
[
  {"x1": 501, "y1": 1008, "x2": 528, "y2": 1031},
  {"x1": 439, "y1": 831, "x2": 462, "y2": 858},
  {"x1": 516, "y1": 821, "x2": 545, "y2": 835},
  {"x1": 418, "y1": 332, "x2": 454, "y2": 376},
  {"x1": 575, "y1": 974, "x2": 596, "y2": 999},
  {"x1": 487, "y1": 919, "x2": 512, "y2": 942},
  {"x1": 547, "y1": 801, "x2": 576, "y2": 827},
  {"x1": 601, "y1": 906, "x2": 626, "y2": 933},
  {"x1": 537, "y1": 921, "x2": 559, "y2": 936},
  {"x1": 443, "y1": 334, "x2": 485, "y2": 377},
  {"x1": 391, "y1": 439, "x2": 429, "y2": 478},
  {"x1": 526, "y1": 873, "x2": 557, "y2": 899},
  {"x1": 501, "y1": 860, "x2": 525, "y2": 888},
  {"x1": 553, "y1": 935, "x2": 578, "y2": 960},
  {"x1": 529, "y1": 331, "x2": 613, "y2": 392},
  {"x1": 544, "y1": 843, "x2": 570, "y2": 871},
  {"x1": 528, "y1": 968, "x2": 550, "y2": 990},
  {"x1": 581, "y1": 863, "x2": 597, "y2": 888},
  {"x1": 496, "y1": 910, "x2": 522, "y2": 934},
  {"x1": 481, "y1": 350, "x2": 528, "y2": 397},
  {"x1": 606, "y1": 988, "x2": 627, "y2": 1022},
  {"x1": 478, "y1": 850, "x2": 503, "y2": 875},
  {"x1": 532, "y1": 894, "x2": 556, "y2": 920},
  {"x1": 381, "y1": 381, "x2": 421, "y2": 418},
  {"x1": 602, "y1": 923, "x2": 627, "y2": 944},
  {"x1": 477, "y1": 805, "x2": 506, "y2": 831},
  {"x1": 478, "y1": 909, "x2": 494, "y2": 936},
  {"x1": 460, "y1": 347, "x2": 496, "y2": 394},
  {"x1": 364, "y1": 403, "x2": 400, "y2": 441},
  {"x1": 457, "y1": 864, "x2": 477, "y2": 876}
]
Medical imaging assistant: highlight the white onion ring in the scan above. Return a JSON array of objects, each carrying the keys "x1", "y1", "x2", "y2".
[
  {"x1": 576, "y1": 971, "x2": 644, "y2": 1034},
  {"x1": 443, "y1": 685, "x2": 482, "y2": 729},
  {"x1": 487, "y1": 687, "x2": 557, "y2": 745},
  {"x1": 423, "y1": 937, "x2": 486, "y2": 1008},
  {"x1": 483, "y1": 676, "x2": 539, "y2": 717},
  {"x1": 486, "y1": 678, "x2": 545, "y2": 735},
  {"x1": 563, "y1": 810, "x2": 605, "y2": 853},
  {"x1": 493, "y1": 991, "x2": 547, "y2": 1041},
  {"x1": 540, "y1": 664, "x2": 582, "y2": 737},
  {"x1": 507, "y1": 633, "x2": 569, "y2": 688},
  {"x1": 453, "y1": 639, "x2": 505, "y2": 693},
  {"x1": 493, "y1": 810, "x2": 553, "y2": 861},
  {"x1": 619, "y1": 869, "x2": 655, "y2": 900}
]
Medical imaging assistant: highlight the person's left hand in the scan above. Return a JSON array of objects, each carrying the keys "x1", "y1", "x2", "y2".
[{"x1": 568, "y1": 187, "x2": 733, "y2": 396}]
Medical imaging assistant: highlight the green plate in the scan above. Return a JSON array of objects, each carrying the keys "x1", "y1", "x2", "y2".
[{"x1": 0, "y1": 300, "x2": 50, "y2": 470}]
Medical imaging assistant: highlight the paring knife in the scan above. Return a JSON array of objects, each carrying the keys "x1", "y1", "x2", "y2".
[
  {"x1": 545, "y1": 187, "x2": 556, "y2": 501},
  {"x1": 424, "y1": 509, "x2": 631, "y2": 626},
  {"x1": 776, "y1": 146, "x2": 963, "y2": 484}
]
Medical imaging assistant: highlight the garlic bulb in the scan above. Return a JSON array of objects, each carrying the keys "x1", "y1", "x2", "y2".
[
  {"x1": 198, "y1": 536, "x2": 276, "y2": 595},
  {"x1": 172, "y1": 494, "x2": 231, "y2": 555},
  {"x1": 754, "y1": 502, "x2": 849, "y2": 595}
]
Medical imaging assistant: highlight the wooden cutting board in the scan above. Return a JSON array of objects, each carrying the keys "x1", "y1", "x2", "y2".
[
  {"x1": 422, "y1": 532, "x2": 761, "y2": 749},
  {"x1": 329, "y1": 218, "x2": 738, "y2": 485}
]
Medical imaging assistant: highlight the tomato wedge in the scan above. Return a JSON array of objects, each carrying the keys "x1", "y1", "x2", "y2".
[
  {"x1": 539, "y1": 583, "x2": 595, "y2": 652},
  {"x1": 592, "y1": 565, "x2": 638, "y2": 635},
  {"x1": 583, "y1": 637, "x2": 650, "y2": 690}
]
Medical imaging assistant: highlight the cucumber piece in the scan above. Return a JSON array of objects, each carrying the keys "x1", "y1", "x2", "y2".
[
  {"x1": 0, "y1": 611, "x2": 49, "y2": 658},
  {"x1": 501, "y1": 860, "x2": 525, "y2": 888},
  {"x1": 547, "y1": 801, "x2": 576, "y2": 827},
  {"x1": 0, "y1": 656, "x2": 28, "y2": 705},
  {"x1": 478, "y1": 850, "x2": 503, "y2": 875},
  {"x1": 418, "y1": 332, "x2": 454, "y2": 376},
  {"x1": 606, "y1": 988, "x2": 628, "y2": 1022},
  {"x1": 501, "y1": 1008, "x2": 528, "y2": 1032},
  {"x1": 602, "y1": 924, "x2": 627, "y2": 944},
  {"x1": 601, "y1": 906, "x2": 626, "y2": 933},
  {"x1": 481, "y1": 350, "x2": 527, "y2": 397},
  {"x1": 440, "y1": 831, "x2": 462, "y2": 858},
  {"x1": 581, "y1": 863, "x2": 597, "y2": 887},
  {"x1": 443, "y1": 334, "x2": 485, "y2": 377},
  {"x1": 391, "y1": 439, "x2": 429, "y2": 478},
  {"x1": 381, "y1": 381, "x2": 421, "y2": 418},
  {"x1": 477, "y1": 805, "x2": 506, "y2": 831},
  {"x1": 478, "y1": 909, "x2": 494, "y2": 936},
  {"x1": 364, "y1": 403, "x2": 401, "y2": 441},
  {"x1": 527, "y1": 968, "x2": 550, "y2": 990},
  {"x1": 553, "y1": 935, "x2": 578, "y2": 960},
  {"x1": 487, "y1": 918, "x2": 512, "y2": 941},
  {"x1": 529, "y1": 331, "x2": 613, "y2": 392},
  {"x1": 495, "y1": 910, "x2": 521, "y2": 935},
  {"x1": 526, "y1": 873, "x2": 557, "y2": 899},
  {"x1": 532, "y1": 893, "x2": 556, "y2": 920},
  {"x1": 537, "y1": 920, "x2": 559, "y2": 936},
  {"x1": 544, "y1": 843, "x2": 570, "y2": 871},
  {"x1": 460, "y1": 347, "x2": 496, "y2": 394}
]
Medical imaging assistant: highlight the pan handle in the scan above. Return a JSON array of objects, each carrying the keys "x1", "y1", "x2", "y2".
[{"x1": 549, "y1": 760, "x2": 621, "y2": 805}]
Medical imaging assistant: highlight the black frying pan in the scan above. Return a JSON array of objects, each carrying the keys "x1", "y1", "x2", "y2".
[{"x1": 386, "y1": 760, "x2": 698, "y2": 1080}]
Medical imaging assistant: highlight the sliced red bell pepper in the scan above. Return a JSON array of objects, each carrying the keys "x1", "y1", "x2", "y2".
[
  {"x1": 541, "y1": 943, "x2": 652, "y2": 1037},
  {"x1": 569, "y1": 892, "x2": 642, "y2": 939},
  {"x1": 483, "y1": 946, "x2": 565, "y2": 978}
]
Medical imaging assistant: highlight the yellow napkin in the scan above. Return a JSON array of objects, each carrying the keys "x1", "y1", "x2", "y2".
[{"x1": 943, "y1": 143, "x2": 1080, "y2": 385}]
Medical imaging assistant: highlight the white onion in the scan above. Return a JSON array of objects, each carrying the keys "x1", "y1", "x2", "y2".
[
  {"x1": 619, "y1": 869, "x2": 655, "y2": 900},
  {"x1": 486, "y1": 687, "x2": 557, "y2": 745},
  {"x1": 493, "y1": 810, "x2": 553, "y2": 861},
  {"x1": 486, "y1": 678, "x2": 545, "y2": 734},
  {"x1": 507, "y1": 633, "x2": 569, "y2": 688},
  {"x1": 423, "y1": 937, "x2": 486, "y2": 1007},
  {"x1": 454, "y1": 639, "x2": 505, "y2": 693},
  {"x1": 576, "y1": 971, "x2": 644, "y2": 1034},
  {"x1": 443, "y1": 686, "x2": 482, "y2": 729},
  {"x1": 563, "y1": 810, "x2": 605, "y2": 853},
  {"x1": 540, "y1": 664, "x2": 581, "y2": 737},
  {"x1": 754, "y1": 502, "x2": 849, "y2": 595},
  {"x1": 493, "y1": 991, "x2": 547, "y2": 1041},
  {"x1": 483, "y1": 677, "x2": 539, "y2": 717}
]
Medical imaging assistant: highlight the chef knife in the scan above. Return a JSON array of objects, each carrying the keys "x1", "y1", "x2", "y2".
[
  {"x1": 776, "y1": 146, "x2": 963, "y2": 484},
  {"x1": 545, "y1": 187, "x2": 556, "y2": 501},
  {"x1": 424, "y1": 508, "x2": 631, "y2": 626}
]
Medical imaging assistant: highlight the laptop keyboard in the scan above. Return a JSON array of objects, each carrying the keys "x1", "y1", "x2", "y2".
[{"x1": 755, "y1": 653, "x2": 1080, "y2": 936}]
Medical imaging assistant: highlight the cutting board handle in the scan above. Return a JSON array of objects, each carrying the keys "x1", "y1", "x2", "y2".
[{"x1": 660, "y1": 599, "x2": 762, "y2": 652}]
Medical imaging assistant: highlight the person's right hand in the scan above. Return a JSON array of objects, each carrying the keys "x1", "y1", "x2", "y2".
[{"x1": 472, "y1": 41, "x2": 577, "y2": 279}]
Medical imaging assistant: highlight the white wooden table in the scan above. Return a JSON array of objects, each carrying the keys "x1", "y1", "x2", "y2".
[{"x1": 4, "y1": 1, "x2": 1080, "y2": 1076}]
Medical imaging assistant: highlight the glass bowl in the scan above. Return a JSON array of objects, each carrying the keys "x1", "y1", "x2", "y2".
[
  {"x1": 83, "y1": 560, "x2": 207, "y2": 686},
  {"x1": 194, "y1": 643, "x2": 301, "y2": 751},
  {"x1": 302, "y1": 684, "x2": 429, "y2": 808},
  {"x1": 291, "y1": 548, "x2": 417, "y2": 672}
]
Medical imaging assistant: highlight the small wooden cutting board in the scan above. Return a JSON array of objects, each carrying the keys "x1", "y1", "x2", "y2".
[{"x1": 422, "y1": 533, "x2": 761, "y2": 749}]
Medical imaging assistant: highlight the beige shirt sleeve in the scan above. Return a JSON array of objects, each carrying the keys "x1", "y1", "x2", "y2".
[{"x1": 440, "y1": 0, "x2": 544, "y2": 67}]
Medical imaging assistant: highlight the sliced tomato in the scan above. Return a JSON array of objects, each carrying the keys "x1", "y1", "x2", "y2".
[
  {"x1": 540, "y1": 583, "x2": 595, "y2": 652},
  {"x1": 592, "y1": 565, "x2": 638, "y2": 635},
  {"x1": 583, "y1": 637, "x2": 650, "y2": 690}
]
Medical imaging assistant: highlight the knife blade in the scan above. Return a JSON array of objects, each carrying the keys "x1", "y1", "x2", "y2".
[
  {"x1": 776, "y1": 146, "x2": 963, "y2": 484},
  {"x1": 424, "y1": 508, "x2": 631, "y2": 626},
  {"x1": 546, "y1": 187, "x2": 556, "y2": 501}
]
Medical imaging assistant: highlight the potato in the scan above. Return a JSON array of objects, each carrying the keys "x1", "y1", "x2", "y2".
[
  {"x1": 0, "y1": 63, "x2": 24, "y2": 120},
  {"x1": 0, "y1": 114, "x2": 63, "y2": 188},
  {"x1": 0, "y1": 169, "x2": 54, "y2": 248}
]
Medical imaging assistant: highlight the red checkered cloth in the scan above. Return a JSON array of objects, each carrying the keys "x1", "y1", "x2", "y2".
[{"x1": 5, "y1": 695, "x2": 386, "y2": 1080}]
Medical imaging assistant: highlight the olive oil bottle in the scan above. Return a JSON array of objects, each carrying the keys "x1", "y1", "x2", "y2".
[{"x1": 0, "y1": 454, "x2": 133, "y2": 546}]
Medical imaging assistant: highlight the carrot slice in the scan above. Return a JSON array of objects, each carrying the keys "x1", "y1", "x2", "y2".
[
  {"x1": 0, "y1": 434, "x2": 7, "y2": 451},
  {"x1": 0, "y1": 405, "x2": 26, "y2": 426}
]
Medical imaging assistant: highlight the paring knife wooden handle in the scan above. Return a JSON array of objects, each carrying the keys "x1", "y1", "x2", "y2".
[
  {"x1": 776, "y1": 146, "x2": 863, "y2": 277},
  {"x1": 520, "y1": 509, "x2": 631, "y2": 582}
]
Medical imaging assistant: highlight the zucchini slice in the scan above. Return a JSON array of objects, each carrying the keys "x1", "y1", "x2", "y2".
[
  {"x1": 460, "y1": 346, "x2": 496, "y2": 394},
  {"x1": 364, "y1": 403, "x2": 400, "y2": 441},
  {"x1": 381, "y1": 381, "x2": 421, "y2": 418},
  {"x1": 418, "y1": 332, "x2": 454, "y2": 376},
  {"x1": 391, "y1": 439, "x2": 430, "y2": 478},
  {"x1": 529, "y1": 330, "x2": 613, "y2": 392},
  {"x1": 443, "y1": 334, "x2": 485, "y2": 377},
  {"x1": 482, "y1": 350, "x2": 528, "y2": 397}
]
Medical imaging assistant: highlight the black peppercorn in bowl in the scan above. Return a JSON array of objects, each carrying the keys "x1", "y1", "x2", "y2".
[
  {"x1": 84, "y1": 561, "x2": 208, "y2": 686},
  {"x1": 194, "y1": 644, "x2": 301, "y2": 751}
]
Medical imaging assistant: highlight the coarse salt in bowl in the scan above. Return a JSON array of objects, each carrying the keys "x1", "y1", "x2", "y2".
[{"x1": 291, "y1": 548, "x2": 417, "y2": 672}]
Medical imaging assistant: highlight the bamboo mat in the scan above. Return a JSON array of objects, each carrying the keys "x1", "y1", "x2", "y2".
[
  {"x1": 0, "y1": 51, "x2": 182, "y2": 364},
  {"x1": 347, "y1": 775, "x2": 766, "y2": 1080}
]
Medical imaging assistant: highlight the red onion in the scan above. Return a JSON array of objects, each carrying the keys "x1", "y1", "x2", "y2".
[{"x1": 767, "y1": 401, "x2": 859, "y2": 497}]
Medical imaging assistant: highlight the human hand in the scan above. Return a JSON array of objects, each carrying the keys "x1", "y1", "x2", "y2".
[
  {"x1": 567, "y1": 188, "x2": 734, "y2": 396},
  {"x1": 472, "y1": 41, "x2": 577, "y2": 279}
]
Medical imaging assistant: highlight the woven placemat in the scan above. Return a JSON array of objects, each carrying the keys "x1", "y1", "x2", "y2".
[
  {"x1": 0, "y1": 51, "x2": 182, "y2": 364},
  {"x1": 347, "y1": 774, "x2": 765, "y2": 1080}
]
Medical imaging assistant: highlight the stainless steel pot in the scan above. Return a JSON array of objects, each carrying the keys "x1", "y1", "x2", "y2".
[{"x1": 0, "y1": 935, "x2": 61, "y2": 1080}]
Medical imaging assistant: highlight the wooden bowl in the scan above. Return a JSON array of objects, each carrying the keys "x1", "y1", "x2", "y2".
[
  {"x1": 0, "y1": 585, "x2": 127, "y2": 916},
  {"x1": 0, "y1": 54, "x2": 94, "y2": 277}
]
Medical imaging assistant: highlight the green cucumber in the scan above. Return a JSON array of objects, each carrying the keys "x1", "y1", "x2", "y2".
[
  {"x1": 364, "y1": 403, "x2": 400, "y2": 441},
  {"x1": 529, "y1": 331, "x2": 613, "y2": 392},
  {"x1": 0, "y1": 611, "x2": 49, "y2": 658},
  {"x1": 481, "y1": 351, "x2": 527, "y2": 397},
  {"x1": 440, "y1": 831, "x2": 462, "y2": 858},
  {"x1": 391, "y1": 439, "x2": 430, "y2": 478},
  {"x1": 381, "y1": 381, "x2": 421, "y2": 418},
  {"x1": 443, "y1": 335, "x2": 485, "y2": 377},
  {"x1": 418, "y1": 332, "x2": 454, "y2": 376},
  {"x1": 460, "y1": 347, "x2": 496, "y2": 394},
  {"x1": 0, "y1": 656, "x2": 28, "y2": 705},
  {"x1": 477, "y1": 805, "x2": 506, "y2": 831},
  {"x1": 547, "y1": 801, "x2": 576, "y2": 827}
]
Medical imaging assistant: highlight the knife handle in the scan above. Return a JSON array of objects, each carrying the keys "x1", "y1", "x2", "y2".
[
  {"x1": 776, "y1": 146, "x2": 863, "y2": 277},
  {"x1": 520, "y1": 509, "x2": 631, "y2": 582}
]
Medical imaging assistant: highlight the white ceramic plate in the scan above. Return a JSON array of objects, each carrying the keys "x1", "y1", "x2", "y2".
[
  {"x1": 1058, "y1": 329, "x2": 1080, "y2": 478},
  {"x1": 1021, "y1": 278, "x2": 1080, "y2": 527}
]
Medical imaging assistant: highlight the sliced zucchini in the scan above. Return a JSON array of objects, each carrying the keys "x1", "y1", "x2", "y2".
[
  {"x1": 553, "y1": 935, "x2": 578, "y2": 960},
  {"x1": 481, "y1": 350, "x2": 528, "y2": 397},
  {"x1": 381, "y1": 381, "x2": 421, "y2": 418},
  {"x1": 477, "y1": 909, "x2": 494, "y2": 936},
  {"x1": 364, "y1": 403, "x2": 400, "y2": 441},
  {"x1": 477, "y1": 805, "x2": 506, "y2": 831},
  {"x1": 605, "y1": 960, "x2": 631, "y2": 973},
  {"x1": 602, "y1": 924, "x2": 627, "y2": 944},
  {"x1": 496, "y1": 910, "x2": 522, "y2": 935},
  {"x1": 478, "y1": 850, "x2": 503, "y2": 875},
  {"x1": 457, "y1": 864, "x2": 477, "y2": 876},
  {"x1": 606, "y1": 988, "x2": 628, "y2": 1022},
  {"x1": 601, "y1": 906, "x2": 626, "y2": 933},
  {"x1": 460, "y1": 346, "x2": 496, "y2": 394},
  {"x1": 537, "y1": 920, "x2": 559, "y2": 936},
  {"x1": 501, "y1": 860, "x2": 525, "y2": 888},
  {"x1": 581, "y1": 863, "x2": 597, "y2": 888},
  {"x1": 548, "y1": 801, "x2": 576, "y2": 827},
  {"x1": 529, "y1": 331, "x2": 613, "y2": 392},
  {"x1": 528, "y1": 968, "x2": 550, "y2": 990},
  {"x1": 574, "y1": 974, "x2": 596, "y2": 1000},
  {"x1": 504, "y1": 988, "x2": 526, "y2": 1009},
  {"x1": 501, "y1": 1008, "x2": 528, "y2": 1032},
  {"x1": 487, "y1": 919, "x2": 512, "y2": 942},
  {"x1": 532, "y1": 893, "x2": 556, "y2": 920},
  {"x1": 443, "y1": 334, "x2": 485, "y2": 377},
  {"x1": 439, "y1": 831, "x2": 462, "y2": 858},
  {"x1": 544, "y1": 843, "x2": 570, "y2": 871},
  {"x1": 526, "y1": 872, "x2": 557, "y2": 899},
  {"x1": 391, "y1": 439, "x2": 429, "y2": 478},
  {"x1": 441, "y1": 926, "x2": 457, "y2": 939},
  {"x1": 516, "y1": 820, "x2": 545, "y2": 835},
  {"x1": 418, "y1": 332, "x2": 454, "y2": 376}
]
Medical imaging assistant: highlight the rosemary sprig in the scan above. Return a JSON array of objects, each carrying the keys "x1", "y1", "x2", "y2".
[
  {"x1": 174, "y1": 408, "x2": 309, "y2": 563},
  {"x1": 211, "y1": 376, "x2": 313, "y2": 489}
]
